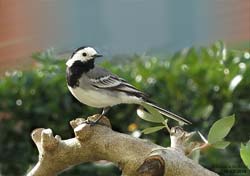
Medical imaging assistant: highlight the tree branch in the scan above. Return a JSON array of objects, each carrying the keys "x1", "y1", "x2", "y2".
[{"x1": 27, "y1": 115, "x2": 219, "y2": 176}]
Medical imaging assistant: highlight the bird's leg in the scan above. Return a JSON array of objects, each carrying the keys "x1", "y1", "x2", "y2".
[
  {"x1": 95, "y1": 107, "x2": 110, "y2": 123},
  {"x1": 86, "y1": 107, "x2": 110, "y2": 126}
]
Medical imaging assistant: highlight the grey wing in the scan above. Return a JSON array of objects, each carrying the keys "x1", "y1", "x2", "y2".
[{"x1": 86, "y1": 67, "x2": 149, "y2": 99}]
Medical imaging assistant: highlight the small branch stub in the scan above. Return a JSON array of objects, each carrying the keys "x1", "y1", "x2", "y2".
[{"x1": 41, "y1": 129, "x2": 59, "y2": 151}]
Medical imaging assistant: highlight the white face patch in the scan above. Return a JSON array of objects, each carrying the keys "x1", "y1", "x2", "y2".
[{"x1": 66, "y1": 47, "x2": 98, "y2": 67}]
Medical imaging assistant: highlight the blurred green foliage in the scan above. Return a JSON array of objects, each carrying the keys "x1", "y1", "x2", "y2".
[{"x1": 0, "y1": 42, "x2": 250, "y2": 176}]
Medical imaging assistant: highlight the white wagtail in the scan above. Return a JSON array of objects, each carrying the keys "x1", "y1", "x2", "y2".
[{"x1": 66, "y1": 46, "x2": 191, "y2": 125}]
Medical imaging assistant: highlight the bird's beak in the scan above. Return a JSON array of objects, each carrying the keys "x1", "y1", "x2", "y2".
[{"x1": 93, "y1": 54, "x2": 103, "y2": 58}]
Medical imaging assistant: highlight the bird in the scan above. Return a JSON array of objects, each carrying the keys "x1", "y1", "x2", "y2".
[{"x1": 66, "y1": 46, "x2": 191, "y2": 125}]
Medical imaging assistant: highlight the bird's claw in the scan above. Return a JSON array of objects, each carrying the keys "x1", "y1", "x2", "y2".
[{"x1": 85, "y1": 119, "x2": 98, "y2": 126}]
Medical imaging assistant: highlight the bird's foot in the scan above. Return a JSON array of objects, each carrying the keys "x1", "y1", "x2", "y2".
[
  {"x1": 85, "y1": 119, "x2": 99, "y2": 126},
  {"x1": 85, "y1": 114, "x2": 104, "y2": 126}
]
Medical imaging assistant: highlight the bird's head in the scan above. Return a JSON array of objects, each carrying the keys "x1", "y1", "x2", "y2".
[{"x1": 66, "y1": 46, "x2": 102, "y2": 67}]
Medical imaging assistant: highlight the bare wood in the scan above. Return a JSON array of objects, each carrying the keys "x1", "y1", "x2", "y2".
[{"x1": 27, "y1": 115, "x2": 219, "y2": 176}]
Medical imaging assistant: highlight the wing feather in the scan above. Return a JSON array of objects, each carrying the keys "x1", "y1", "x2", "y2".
[
  {"x1": 86, "y1": 67, "x2": 149, "y2": 99},
  {"x1": 90, "y1": 75, "x2": 121, "y2": 88}
]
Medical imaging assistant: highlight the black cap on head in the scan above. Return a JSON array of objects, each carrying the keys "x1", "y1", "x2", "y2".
[{"x1": 71, "y1": 46, "x2": 88, "y2": 58}]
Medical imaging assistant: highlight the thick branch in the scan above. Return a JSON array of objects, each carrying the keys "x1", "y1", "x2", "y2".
[{"x1": 27, "y1": 115, "x2": 218, "y2": 176}]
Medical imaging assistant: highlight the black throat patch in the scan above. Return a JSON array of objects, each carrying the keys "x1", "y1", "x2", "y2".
[{"x1": 66, "y1": 60, "x2": 94, "y2": 88}]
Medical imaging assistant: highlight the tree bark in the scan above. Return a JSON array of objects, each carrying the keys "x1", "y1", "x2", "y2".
[{"x1": 27, "y1": 115, "x2": 219, "y2": 176}]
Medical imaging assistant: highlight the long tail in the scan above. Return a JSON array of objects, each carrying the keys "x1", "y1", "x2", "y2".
[{"x1": 145, "y1": 102, "x2": 192, "y2": 125}]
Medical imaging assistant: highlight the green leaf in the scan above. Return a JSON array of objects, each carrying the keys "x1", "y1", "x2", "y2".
[
  {"x1": 137, "y1": 108, "x2": 161, "y2": 123},
  {"x1": 142, "y1": 126, "x2": 165, "y2": 134},
  {"x1": 211, "y1": 141, "x2": 230, "y2": 149},
  {"x1": 240, "y1": 141, "x2": 250, "y2": 169},
  {"x1": 189, "y1": 148, "x2": 200, "y2": 163},
  {"x1": 138, "y1": 103, "x2": 165, "y2": 123},
  {"x1": 208, "y1": 115, "x2": 235, "y2": 144}
]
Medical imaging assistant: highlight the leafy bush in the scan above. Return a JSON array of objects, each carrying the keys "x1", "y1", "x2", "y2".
[{"x1": 0, "y1": 42, "x2": 249, "y2": 175}]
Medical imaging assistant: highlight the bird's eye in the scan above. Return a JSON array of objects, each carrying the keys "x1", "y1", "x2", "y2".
[{"x1": 82, "y1": 52, "x2": 87, "y2": 57}]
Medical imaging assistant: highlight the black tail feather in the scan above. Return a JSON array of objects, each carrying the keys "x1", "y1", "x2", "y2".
[{"x1": 145, "y1": 102, "x2": 192, "y2": 125}]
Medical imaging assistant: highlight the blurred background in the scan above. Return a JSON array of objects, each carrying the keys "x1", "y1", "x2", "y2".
[
  {"x1": 0, "y1": 0, "x2": 250, "y2": 176},
  {"x1": 0, "y1": 0, "x2": 249, "y2": 70}
]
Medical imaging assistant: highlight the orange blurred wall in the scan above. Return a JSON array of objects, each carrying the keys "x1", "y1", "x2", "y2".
[{"x1": 0, "y1": 0, "x2": 50, "y2": 71}]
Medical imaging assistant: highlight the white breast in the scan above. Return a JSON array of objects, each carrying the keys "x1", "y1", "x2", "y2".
[{"x1": 68, "y1": 86, "x2": 140, "y2": 108}]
